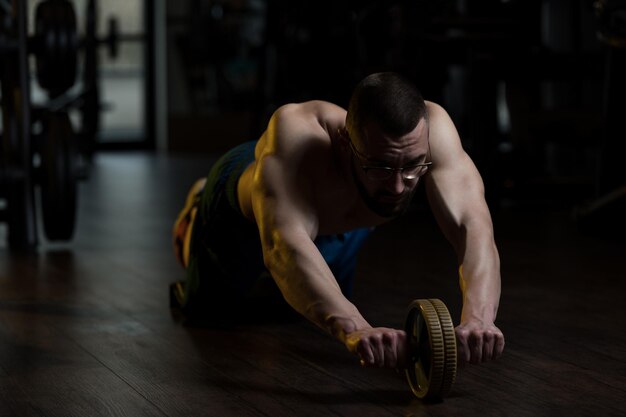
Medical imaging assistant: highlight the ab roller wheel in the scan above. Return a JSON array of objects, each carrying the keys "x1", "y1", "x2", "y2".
[{"x1": 404, "y1": 299, "x2": 457, "y2": 400}]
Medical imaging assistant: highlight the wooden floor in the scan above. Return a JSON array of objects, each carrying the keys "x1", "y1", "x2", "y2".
[{"x1": 1, "y1": 151, "x2": 625, "y2": 416}]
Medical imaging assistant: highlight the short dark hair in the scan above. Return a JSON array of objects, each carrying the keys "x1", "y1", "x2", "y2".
[{"x1": 346, "y1": 72, "x2": 427, "y2": 140}]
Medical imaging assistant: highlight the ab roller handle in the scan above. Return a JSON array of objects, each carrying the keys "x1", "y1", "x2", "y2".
[{"x1": 404, "y1": 299, "x2": 457, "y2": 400}]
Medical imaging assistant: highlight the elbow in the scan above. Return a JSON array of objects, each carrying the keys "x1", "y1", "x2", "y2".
[
  {"x1": 451, "y1": 224, "x2": 466, "y2": 260},
  {"x1": 437, "y1": 215, "x2": 465, "y2": 256},
  {"x1": 453, "y1": 214, "x2": 496, "y2": 260}
]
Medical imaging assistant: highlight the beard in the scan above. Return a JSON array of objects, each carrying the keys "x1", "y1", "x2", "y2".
[{"x1": 350, "y1": 161, "x2": 416, "y2": 219}]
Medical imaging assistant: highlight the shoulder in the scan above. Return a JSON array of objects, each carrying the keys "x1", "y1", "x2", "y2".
[
  {"x1": 254, "y1": 101, "x2": 344, "y2": 181},
  {"x1": 425, "y1": 101, "x2": 455, "y2": 131},
  {"x1": 269, "y1": 100, "x2": 346, "y2": 135},
  {"x1": 273, "y1": 100, "x2": 346, "y2": 118},
  {"x1": 424, "y1": 100, "x2": 463, "y2": 157},
  {"x1": 260, "y1": 101, "x2": 345, "y2": 160},
  {"x1": 421, "y1": 101, "x2": 477, "y2": 185},
  {"x1": 249, "y1": 102, "x2": 341, "y2": 234}
]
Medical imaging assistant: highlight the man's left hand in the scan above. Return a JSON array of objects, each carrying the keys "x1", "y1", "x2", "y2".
[{"x1": 455, "y1": 320, "x2": 505, "y2": 365}]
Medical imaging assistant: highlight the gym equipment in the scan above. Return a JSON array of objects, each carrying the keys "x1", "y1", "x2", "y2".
[
  {"x1": 0, "y1": 0, "x2": 38, "y2": 250},
  {"x1": 0, "y1": 0, "x2": 120, "y2": 249},
  {"x1": 574, "y1": 0, "x2": 626, "y2": 238},
  {"x1": 32, "y1": 0, "x2": 119, "y2": 97},
  {"x1": 38, "y1": 111, "x2": 78, "y2": 241},
  {"x1": 404, "y1": 299, "x2": 457, "y2": 400},
  {"x1": 33, "y1": 0, "x2": 79, "y2": 96},
  {"x1": 80, "y1": 0, "x2": 121, "y2": 159}
]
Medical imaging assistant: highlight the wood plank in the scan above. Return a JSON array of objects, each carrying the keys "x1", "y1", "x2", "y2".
[
  {"x1": 0, "y1": 309, "x2": 165, "y2": 417},
  {"x1": 1, "y1": 254, "x2": 271, "y2": 417},
  {"x1": 130, "y1": 309, "x2": 404, "y2": 417},
  {"x1": 0, "y1": 374, "x2": 42, "y2": 417},
  {"x1": 54, "y1": 316, "x2": 269, "y2": 417}
]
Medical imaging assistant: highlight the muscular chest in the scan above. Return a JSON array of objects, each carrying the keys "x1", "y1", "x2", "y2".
[{"x1": 310, "y1": 166, "x2": 384, "y2": 236}]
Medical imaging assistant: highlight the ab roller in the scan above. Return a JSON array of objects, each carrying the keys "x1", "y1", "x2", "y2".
[{"x1": 404, "y1": 298, "x2": 457, "y2": 400}]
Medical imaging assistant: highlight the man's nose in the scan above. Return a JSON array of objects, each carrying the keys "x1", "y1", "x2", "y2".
[{"x1": 385, "y1": 170, "x2": 405, "y2": 195}]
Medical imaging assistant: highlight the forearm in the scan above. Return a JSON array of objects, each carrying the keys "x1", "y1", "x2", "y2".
[
  {"x1": 265, "y1": 237, "x2": 371, "y2": 341},
  {"x1": 454, "y1": 221, "x2": 506, "y2": 363},
  {"x1": 423, "y1": 105, "x2": 505, "y2": 362},
  {"x1": 457, "y1": 221, "x2": 501, "y2": 324},
  {"x1": 266, "y1": 239, "x2": 412, "y2": 369}
]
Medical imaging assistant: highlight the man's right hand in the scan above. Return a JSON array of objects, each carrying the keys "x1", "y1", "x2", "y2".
[{"x1": 345, "y1": 327, "x2": 409, "y2": 369}]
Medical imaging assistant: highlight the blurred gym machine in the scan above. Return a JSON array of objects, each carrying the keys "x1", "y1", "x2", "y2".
[
  {"x1": 575, "y1": 0, "x2": 626, "y2": 237},
  {"x1": 0, "y1": 0, "x2": 119, "y2": 251}
]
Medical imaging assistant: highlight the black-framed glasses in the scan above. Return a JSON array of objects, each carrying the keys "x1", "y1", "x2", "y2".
[{"x1": 349, "y1": 140, "x2": 432, "y2": 181}]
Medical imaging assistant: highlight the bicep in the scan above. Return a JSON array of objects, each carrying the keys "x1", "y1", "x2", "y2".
[{"x1": 424, "y1": 104, "x2": 490, "y2": 245}]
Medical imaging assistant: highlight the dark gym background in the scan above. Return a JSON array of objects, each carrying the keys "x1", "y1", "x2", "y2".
[
  {"x1": 1, "y1": 1, "x2": 625, "y2": 416},
  {"x1": 164, "y1": 0, "x2": 625, "y2": 223}
]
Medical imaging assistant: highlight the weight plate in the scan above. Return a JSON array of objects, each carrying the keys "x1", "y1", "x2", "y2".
[
  {"x1": 404, "y1": 299, "x2": 445, "y2": 399},
  {"x1": 35, "y1": 0, "x2": 78, "y2": 95},
  {"x1": 40, "y1": 111, "x2": 77, "y2": 241},
  {"x1": 428, "y1": 298, "x2": 457, "y2": 398}
]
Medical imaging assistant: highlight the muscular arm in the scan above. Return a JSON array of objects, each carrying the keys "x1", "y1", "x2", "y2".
[
  {"x1": 424, "y1": 102, "x2": 505, "y2": 364},
  {"x1": 250, "y1": 103, "x2": 408, "y2": 368},
  {"x1": 251, "y1": 103, "x2": 371, "y2": 342}
]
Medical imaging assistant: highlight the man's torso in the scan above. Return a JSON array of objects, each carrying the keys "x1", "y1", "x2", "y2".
[{"x1": 236, "y1": 100, "x2": 388, "y2": 239}]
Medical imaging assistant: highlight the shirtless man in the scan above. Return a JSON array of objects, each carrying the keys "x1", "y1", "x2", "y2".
[{"x1": 172, "y1": 72, "x2": 504, "y2": 368}]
